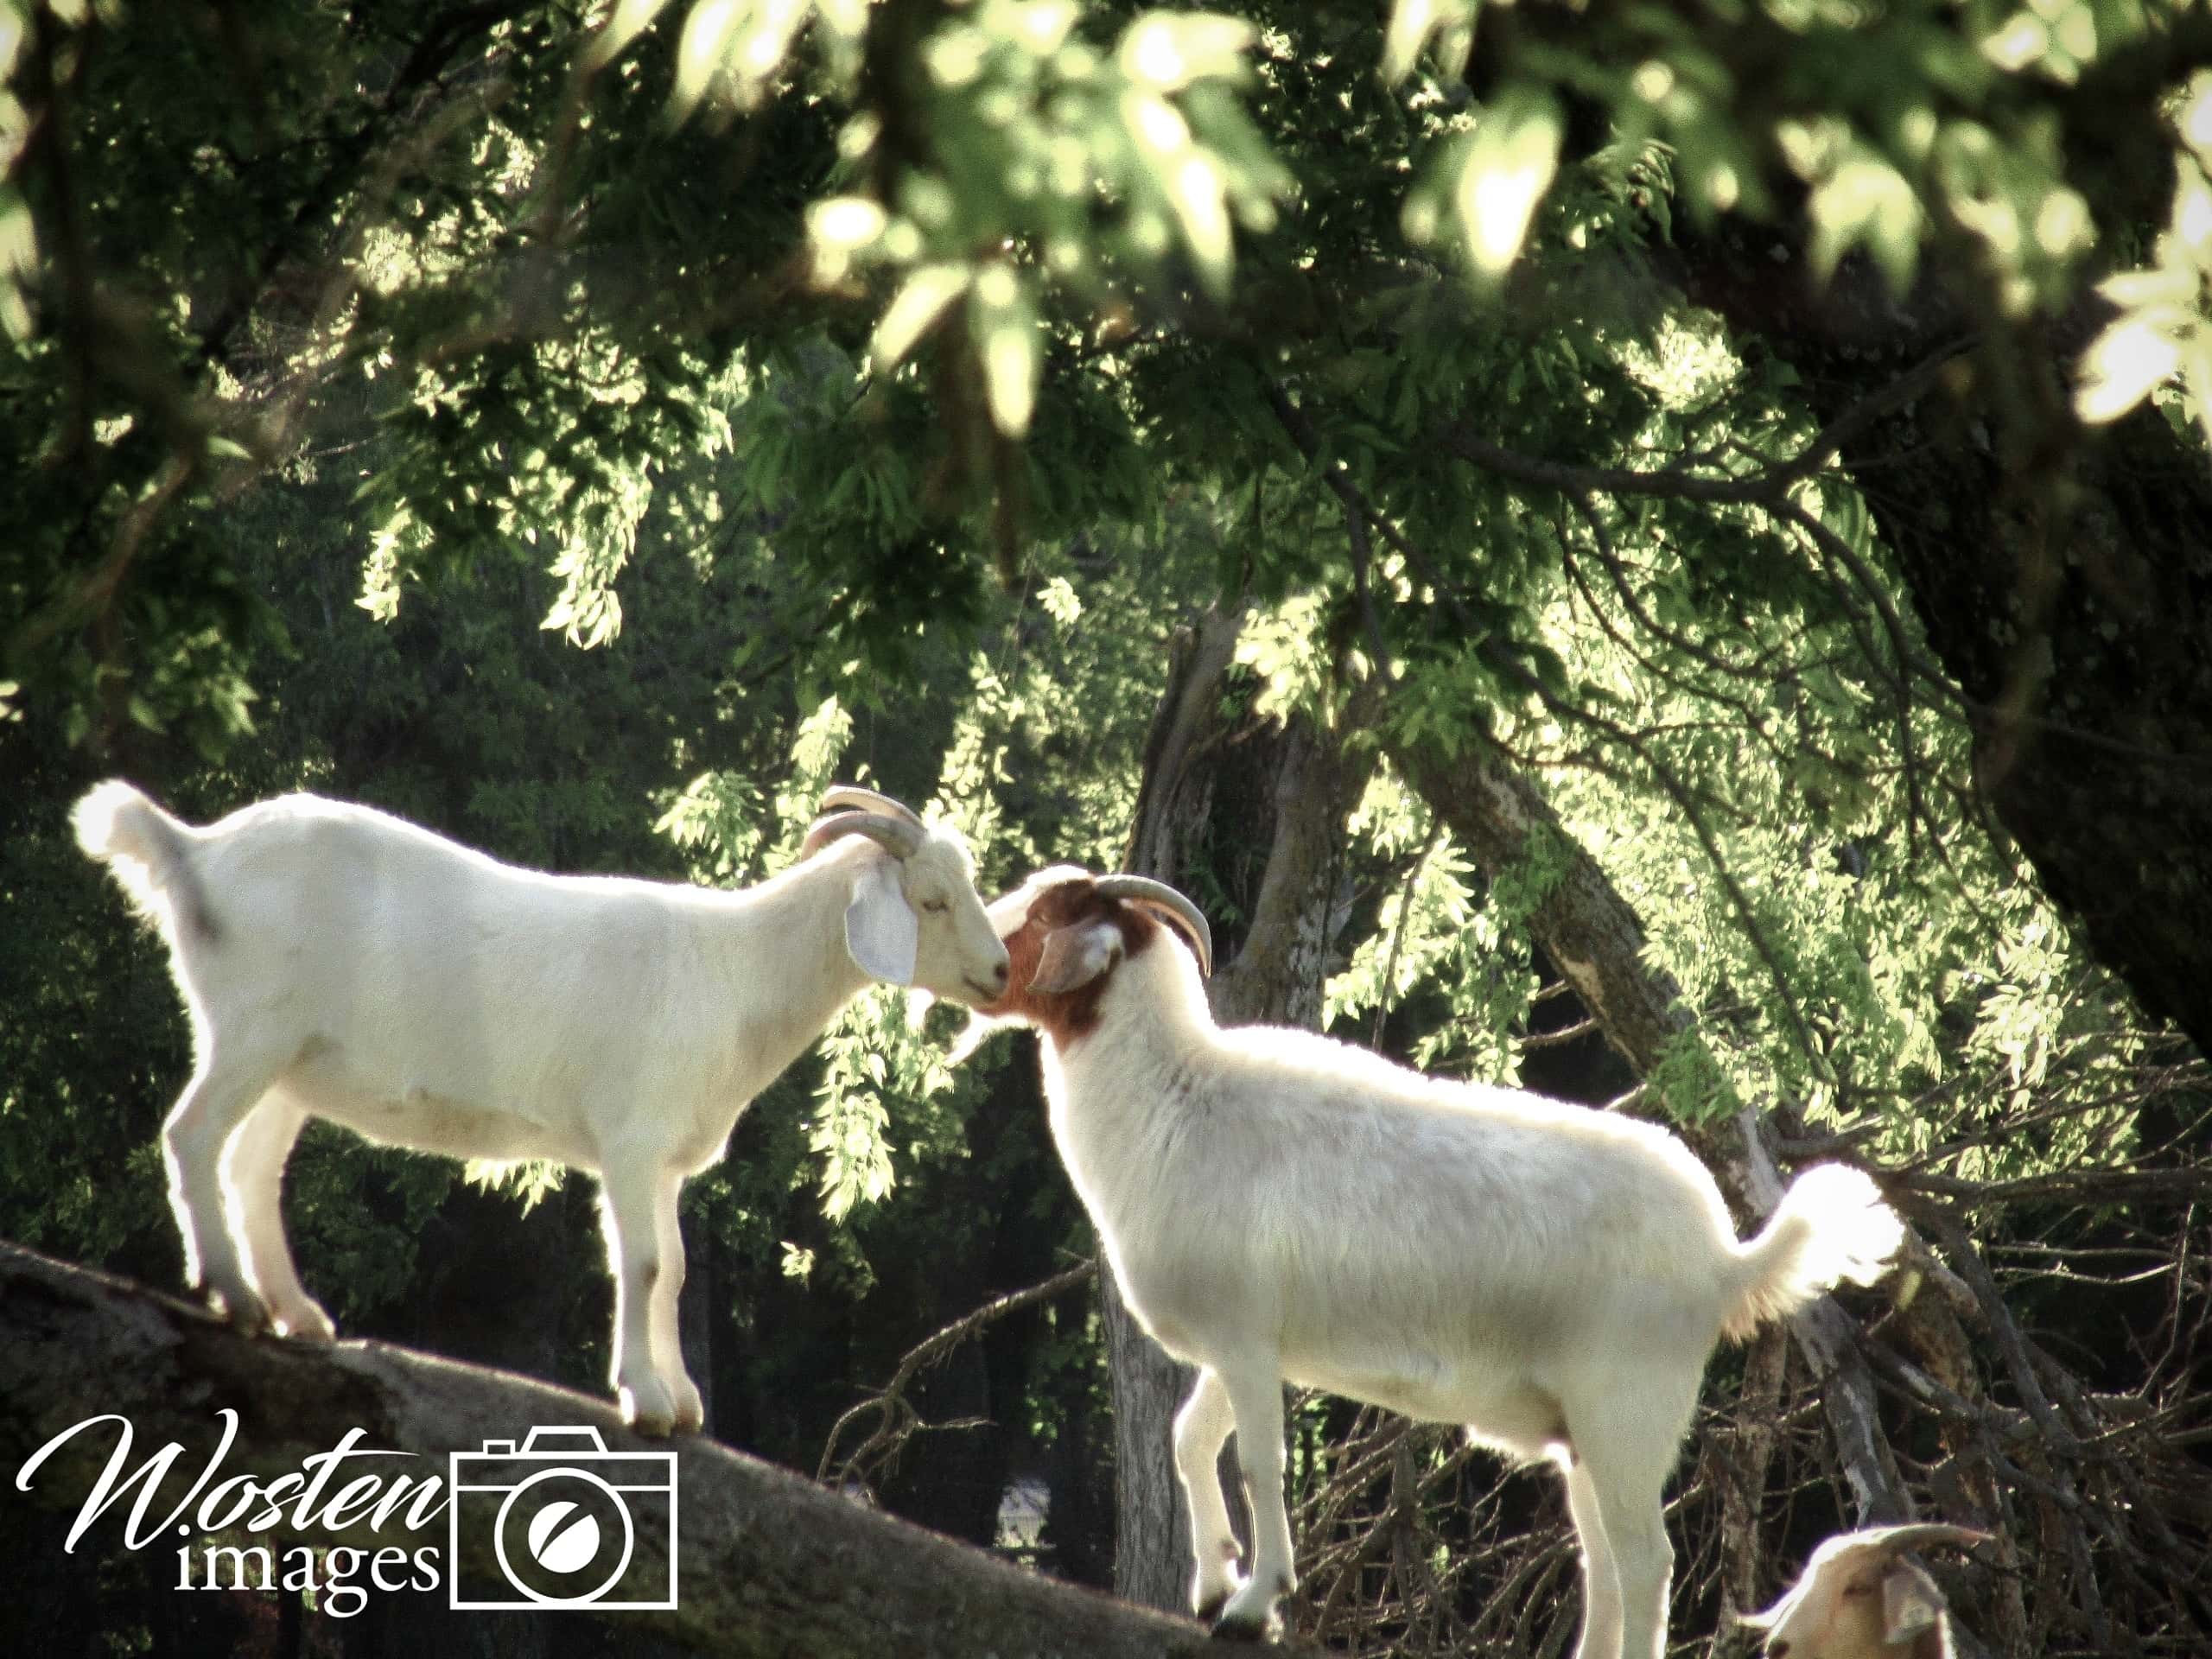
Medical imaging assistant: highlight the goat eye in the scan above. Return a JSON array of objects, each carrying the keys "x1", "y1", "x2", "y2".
[{"x1": 921, "y1": 898, "x2": 949, "y2": 914}]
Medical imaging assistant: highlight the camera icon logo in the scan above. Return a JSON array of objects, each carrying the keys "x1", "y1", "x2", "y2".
[{"x1": 448, "y1": 1427, "x2": 677, "y2": 1611}]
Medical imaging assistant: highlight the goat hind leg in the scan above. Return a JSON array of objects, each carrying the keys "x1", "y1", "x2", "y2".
[
  {"x1": 1563, "y1": 1453, "x2": 1625, "y2": 1659},
  {"x1": 162, "y1": 1053, "x2": 282, "y2": 1333},
  {"x1": 1573, "y1": 1427, "x2": 1679, "y2": 1659},
  {"x1": 223, "y1": 1098, "x2": 333, "y2": 1340},
  {"x1": 1595, "y1": 1479, "x2": 1670, "y2": 1659},
  {"x1": 645, "y1": 1172, "x2": 703, "y2": 1433}
]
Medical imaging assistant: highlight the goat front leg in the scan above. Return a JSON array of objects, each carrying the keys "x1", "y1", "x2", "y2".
[
  {"x1": 223, "y1": 1097, "x2": 334, "y2": 1342},
  {"x1": 1175, "y1": 1368, "x2": 1243, "y2": 1619},
  {"x1": 163, "y1": 1054, "x2": 280, "y2": 1334},
  {"x1": 646, "y1": 1173, "x2": 703, "y2": 1434},
  {"x1": 598, "y1": 1159, "x2": 682, "y2": 1436},
  {"x1": 1211, "y1": 1361, "x2": 1295, "y2": 1640}
]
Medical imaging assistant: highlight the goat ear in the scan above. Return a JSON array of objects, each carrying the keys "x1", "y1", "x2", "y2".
[
  {"x1": 845, "y1": 857, "x2": 918, "y2": 985},
  {"x1": 1881, "y1": 1561, "x2": 1945, "y2": 1644},
  {"x1": 1028, "y1": 921, "x2": 1121, "y2": 995}
]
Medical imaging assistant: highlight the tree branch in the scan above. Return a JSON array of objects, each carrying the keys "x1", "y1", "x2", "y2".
[
  {"x1": 0, "y1": 1241, "x2": 1226, "y2": 1658},
  {"x1": 817, "y1": 1260, "x2": 1098, "y2": 1490}
]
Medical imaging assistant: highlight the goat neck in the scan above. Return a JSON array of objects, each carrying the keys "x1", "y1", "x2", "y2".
[
  {"x1": 1035, "y1": 933, "x2": 1216, "y2": 1221},
  {"x1": 696, "y1": 836, "x2": 880, "y2": 1096}
]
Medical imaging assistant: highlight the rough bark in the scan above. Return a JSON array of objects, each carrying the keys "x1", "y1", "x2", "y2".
[
  {"x1": 1103, "y1": 607, "x2": 1376, "y2": 1612},
  {"x1": 1387, "y1": 734, "x2": 1691, "y2": 1082},
  {"x1": 0, "y1": 1241, "x2": 1236, "y2": 1659},
  {"x1": 1101, "y1": 612, "x2": 1238, "y2": 1614},
  {"x1": 1675, "y1": 226, "x2": 2212, "y2": 1063}
]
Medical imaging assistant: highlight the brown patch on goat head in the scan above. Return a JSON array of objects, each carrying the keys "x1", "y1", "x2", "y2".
[{"x1": 981, "y1": 877, "x2": 1162, "y2": 1046}]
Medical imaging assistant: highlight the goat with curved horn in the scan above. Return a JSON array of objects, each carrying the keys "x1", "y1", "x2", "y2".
[
  {"x1": 817, "y1": 784, "x2": 926, "y2": 827},
  {"x1": 800, "y1": 810, "x2": 924, "y2": 861},
  {"x1": 1093, "y1": 874, "x2": 1214, "y2": 976},
  {"x1": 960, "y1": 862, "x2": 1907, "y2": 1658}
]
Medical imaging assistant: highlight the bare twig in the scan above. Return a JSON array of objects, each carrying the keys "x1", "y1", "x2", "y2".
[{"x1": 817, "y1": 1260, "x2": 1097, "y2": 1489}]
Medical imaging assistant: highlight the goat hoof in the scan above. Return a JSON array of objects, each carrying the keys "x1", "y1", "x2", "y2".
[
  {"x1": 1194, "y1": 1566, "x2": 1246, "y2": 1624},
  {"x1": 1210, "y1": 1580, "x2": 1284, "y2": 1643},
  {"x1": 275, "y1": 1301, "x2": 337, "y2": 1343},
  {"x1": 619, "y1": 1381, "x2": 677, "y2": 1439},
  {"x1": 1206, "y1": 1610, "x2": 1274, "y2": 1643},
  {"x1": 209, "y1": 1283, "x2": 273, "y2": 1338},
  {"x1": 671, "y1": 1377, "x2": 705, "y2": 1435}
]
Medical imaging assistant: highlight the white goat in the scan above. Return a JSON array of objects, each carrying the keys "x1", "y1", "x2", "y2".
[
  {"x1": 1745, "y1": 1526, "x2": 1989, "y2": 1659},
  {"x1": 964, "y1": 867, "x2": 1906, "y2": 1659},
  {"x1": 74, "y1": 780, "x2": 1009, "y2": 1436}
]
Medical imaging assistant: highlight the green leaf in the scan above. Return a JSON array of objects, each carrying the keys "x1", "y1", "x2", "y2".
[
  {"x1": 728, "y1": 0, "x2": 810, "y2": 105},
  {"x1": 1808, "y1": 150, "x2": 1923, "y2": 295},
  {"x1": 583, "y1": 0, "x2": 677, "y2": 70},
  {"x1": 1455, "y1": 86, "x2": 1562, "y2": 277},
  {"x1": 971, "y1": 266, "x2": 1041, "y2": 437},
  {"x1": 673, "y1": 0, "x2": 746, "y2": 115},
  {"x1": 872, "y1": 262, "x2": 972, "y2": 368},
  {"x1": 806, "y1": 194, "x2": 888, "y2": 281},
  {"x1": 1116, "y1": 13, "x2": 1255, "y2": 94},
  {"x1": 2075, "y1": 316, "x2": 2182, "y2": 424},
  {"x1": 1381, "y1": 0, "x2": 1476, "y2": 86}
]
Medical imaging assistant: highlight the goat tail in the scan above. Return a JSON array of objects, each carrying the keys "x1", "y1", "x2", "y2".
[
  {"x1": 1721, "y1": 1164, "x2": 1904, "y2": 1341},
  {"x1": 73, "y1": 779, "x2": 219, "y2": 943}
]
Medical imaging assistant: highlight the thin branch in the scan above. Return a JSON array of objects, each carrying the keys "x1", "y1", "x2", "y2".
[{"x1": 816, "y1": 1260, "x2": 1097, "y2": 1488}]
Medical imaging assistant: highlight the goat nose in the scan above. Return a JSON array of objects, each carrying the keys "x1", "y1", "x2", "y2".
[{"x1": 990, "y1": 959, "x2": 1010, "y2": 989}]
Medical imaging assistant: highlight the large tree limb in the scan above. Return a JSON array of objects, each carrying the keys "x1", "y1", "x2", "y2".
[
  {"x1": 1659, "y1": 216, "x2": 2212, "y2": 1063},
  {"x1": 0, "y1": 1241, "x2": 1226, "y2": 1658}
]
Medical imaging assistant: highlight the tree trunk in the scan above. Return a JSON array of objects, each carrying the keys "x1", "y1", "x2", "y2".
[
  {"x1": 1676, "y1": 232, "x2": 2212, "y2": 1062},
  {"x1": 1096, "y1": 1272, "x2": 1195, "y2": 1615},
  {"x1": 1103, "y1": 607, "x2": 1375, "y2": 1611},
  {"x1": 0, "y1": 1240, "x2": 1249, "y2": 1659}
]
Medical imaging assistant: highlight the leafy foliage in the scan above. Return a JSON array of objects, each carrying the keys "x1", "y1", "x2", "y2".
[{"x1": 3, "y1": 1, "x2": 2208, "y2": 1652}]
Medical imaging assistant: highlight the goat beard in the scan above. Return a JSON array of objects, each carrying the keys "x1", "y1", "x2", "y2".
[
  {"x1": 945, "y1": 1007, "x2": 1016, "y2": 1066},
  {"x1": 902, "y1": 988, "x2": 1018, "y2": 1067}
]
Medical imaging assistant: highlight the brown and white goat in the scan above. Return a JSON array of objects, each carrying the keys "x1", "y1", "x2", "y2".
[{"x1": 963, "y1": 866, "x2": 1906, "y2": 1659}]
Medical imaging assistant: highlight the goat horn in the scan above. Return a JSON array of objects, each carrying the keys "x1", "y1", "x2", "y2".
[
  {"x1": 1094, "y1": 875, "x2": 1213, "y2": 977},
  {"x1": 801, "y1": 810, "x2": 925, "y2": 862},
  {"x1": 818, "y1": 785, "x2": 925, "y2": 829},
  {"x1": 1852, "y1": 1524, "x2": 1993, "y2": 1555}
]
